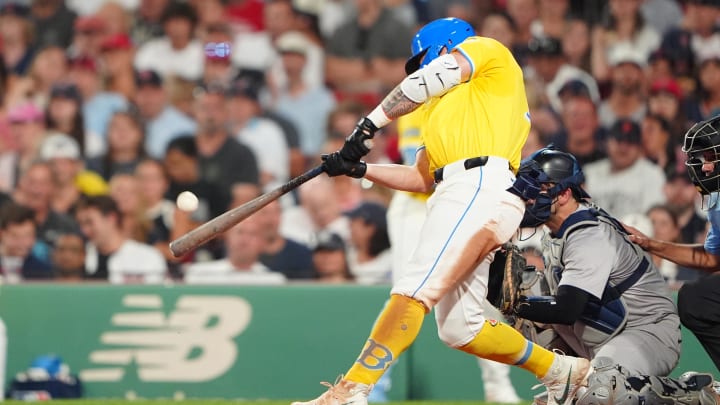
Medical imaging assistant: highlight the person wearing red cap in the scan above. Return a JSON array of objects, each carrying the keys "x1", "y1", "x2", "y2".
[
  {"x1": 99, "y1": 33, "x2": 136, "y2": 100},
  {"x1": 648, "y1": 78, "x2": 693, "y2": 140},
  {"x1": 70, "y1": 15, "x2": 107, "y2": 57}
]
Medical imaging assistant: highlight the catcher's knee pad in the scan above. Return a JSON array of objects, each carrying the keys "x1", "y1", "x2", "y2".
[{"x1": 575, "y1": 357, "x2": 636, "y2": 405}]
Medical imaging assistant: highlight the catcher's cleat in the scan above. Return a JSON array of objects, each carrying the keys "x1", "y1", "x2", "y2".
[
  {"x1": 540, "y1": 353, "x2": 592, "y2": 405},
  {"x1": 291, "y1": 375, "x2": 373, "y2": 405}
]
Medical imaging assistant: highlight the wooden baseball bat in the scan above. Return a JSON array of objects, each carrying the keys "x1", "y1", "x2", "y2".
[{"x1": 169, "y1": 165, "x2": 325, "y2": 257}]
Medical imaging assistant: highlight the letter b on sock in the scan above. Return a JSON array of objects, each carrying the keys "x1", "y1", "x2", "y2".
[{"x1": 356, "y1": 339, "x2": 394, "y2": 370}]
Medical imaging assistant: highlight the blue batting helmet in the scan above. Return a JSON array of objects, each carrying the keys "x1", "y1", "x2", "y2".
[{"x1": 404, "y1": 17, "x2": 475, "y2": 75}]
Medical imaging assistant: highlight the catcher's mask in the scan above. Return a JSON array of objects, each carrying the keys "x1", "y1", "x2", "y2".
[
  {"x1": 518, "y1": 146, "x2": 591, "y2": 228},
  {"x1": 404, "y1": 17, "x2": 474, "y2": 75},
  {"x1": 683, "y1": 114, "x2": 720, "y2": 196}
]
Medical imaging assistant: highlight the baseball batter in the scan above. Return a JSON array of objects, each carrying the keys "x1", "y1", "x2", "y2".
[
  {"x1": 386, "y1": 111, "x2": 521, "y2": 403},
  {"x1": 294, "y1": 17, "x2": 592, "y2": 405},
  {"x1": 511, "y1": 147, "x2": 681, "y2": 378}
]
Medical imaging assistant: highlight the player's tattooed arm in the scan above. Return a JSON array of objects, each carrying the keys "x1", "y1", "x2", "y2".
[{"x1": 381, "y1": 85, "x2": 421, "y2": 119}]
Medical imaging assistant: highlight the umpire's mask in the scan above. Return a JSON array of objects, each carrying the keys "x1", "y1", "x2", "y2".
[{"x1": 683, "y1": 114, "x2": 720, "y2": 196}]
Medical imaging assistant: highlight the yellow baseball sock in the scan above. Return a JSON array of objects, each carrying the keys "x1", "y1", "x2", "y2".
[
  {"x1": 458, "y1": 320, "x2": 555, "y2": 378},
  {"x1": 345, "y1": 294, "x2": 427, "y2": 385}
]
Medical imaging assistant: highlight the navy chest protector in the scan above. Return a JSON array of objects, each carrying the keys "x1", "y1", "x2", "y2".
[{"x1": 545, "y1": 208, "x2": 650, "y2": 346}]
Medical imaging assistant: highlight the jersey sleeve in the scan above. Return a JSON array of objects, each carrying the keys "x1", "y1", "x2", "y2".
[
  {"x1": 454, "y1": 37, "x2": 516, "y2": 82},
  {"x1": 558, "y1": 227, "x2": 613, "y2": 299}
]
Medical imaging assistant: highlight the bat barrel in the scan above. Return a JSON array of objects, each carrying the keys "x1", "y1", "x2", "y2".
[{"x1": 169, "y1": 165, "x2": 325, "y2": 257}]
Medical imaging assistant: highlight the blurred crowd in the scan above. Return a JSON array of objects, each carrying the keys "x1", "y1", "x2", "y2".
[{"x1": 0, "y1": 0, "x2": 715, "y2": 287}]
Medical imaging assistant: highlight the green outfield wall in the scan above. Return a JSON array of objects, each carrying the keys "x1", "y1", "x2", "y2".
[{"x1": 0, "y1": 284, "x2": 715, "y2": 400}]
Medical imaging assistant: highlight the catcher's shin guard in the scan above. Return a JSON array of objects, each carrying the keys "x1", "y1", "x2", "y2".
[{"x1": 575, "y1": 356, "x2": 719, "y2": 405}]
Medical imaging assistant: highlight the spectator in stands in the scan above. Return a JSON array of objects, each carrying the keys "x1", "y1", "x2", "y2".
[
  {"x1": 531, "y1": 0, "x2": 570, "y2": 39},
  {"x1": 75, "y1": 195, "x2": 166, "y2": 284},
  {"x1": 647, "y1": 78, "x2": 691, "y2": 141},
  {"x1": 646, "y1": 204, "x2": 682, "y2": 285},
  {"x1": 551, "y1": 96, "x2": 606, "y2": 167},
  {"x1": 525, "y1": 35, "x2": 599, "y2": 116},
  {"x1": 661, "y1": 166, "x2": 707, "y2": 283},
  {"x1": 256, "y1": 199, "x2": 315, "y2": 280},
  {"x1": 641, "y1": 114, "x2": 677, "y2": 175},
  {"x1": 562, "y1": 17, "x2": 592, "y2": 74},
  {"x1": 283, "y1": 176, "x2": 350, "y2": 247},
  {"x1": 597, "y1": 44, "x2": 648, "y2": 129},
  {"x1": 30, "y1": 0, "x2": 77, "y2": 49},
  {"x1": 312, "y1": 231, "x2": 353, "y2": 283},
  {"x1": 130, "y1": 0, "x2": 169, "y2": 45},
  {"x1": 687, "y1": 42, "x2": 720, "y2": 123},
  {"x1": 200, "y1": 24, "x2": 237, "y2": 87},
  {"x1": 86, "y1": 110, "x2": 148, "y2": 182},
  {"x1": 225, "y1": 78, "x2": 289, "y2": 191},
  {"x1": 39, "y1": 133, "x2": 108, "y2": 215},
  {"x1": 0, "y1": 3, "x2": 35, "y2": 77},
  {"x1": 70, "y1": 15, "x2": 107, "y2": 58},
  {"x1": 479, "y1": 11, "x2": 516, "y2": 51},
  {"x1": 265, "y1": 0, "x2": 325, "y2": 92},
  {"x1": 590, "y1": 0, "x2": 660, "y2": 83},
  {"x1": 659, "y1": 0, "x2": 720, "y2": 95},
  {"x1": 99, "y1": 33, "x2": 137, "y2": 100},
  {"x1": 133, "y1": 69, "x2": 196, "y2": 159},
  {"x1": 505, "y1": 0, "x2": 538, "y2": 65},
  {"x1": 345, "y1": 201, "x2": 392, "y2": 285},
  {"x1": 5, "y1": 46, "x2": 68, "y2": 109},
  {"x1": 324, "y1": 0, "x2": 414, "y2": 94},
  {"x1": 46, "y1": 82, "x2": 104, "y2": 158},
  {"x1": 13, "y1": 163, "x2": 79, "y2": 261},
  {"x1": 164, "y1": 135, "x2": 226, "y2": 221},
  {"x1": 51, "y1": 231, "x2": 86, "y2": 281},
  {"x1": 67, "y1": 55, "x2": 128, "y2": 141},
  {"x1": 190, "y1": 0, "x2": 226, "y2": 34},
  {"x1": 271, "y1": 31, "x2": 336, "y2": 160},
  {"x1": 6, "y1": 103, "x2": 46, "y2": 191},
  {"x1": 135, "y1": 158, "x2": 188, "y2": 276},
  {"x1": 193, "y1": 83, "x2": 260, "y2": 205},
  {"x1": 184, "y1": 215, "x2": 287, "y2": 285},
  {"x1": 584, "y1": 119, "x2": 666, "y2": 219},
  {"x1": 0, "y1": 202, "x2": 52, "y2": 283},
  {"x1": 95, "y1": 2, "x2": 132, "y2": 38},
  {"x1": 134, "y1": 1, "x2": 204, "y2": 81},
  {"x1": 224, "y1": 0, "x2": 265, "y2": 33},
  {"x1": 109, "y1": 173, "x2": 150, "y2": 243}
]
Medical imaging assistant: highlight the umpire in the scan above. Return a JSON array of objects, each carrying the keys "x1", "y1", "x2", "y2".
[{"x1": 509, "y1": 146, "x2": 681, "y2": 376}]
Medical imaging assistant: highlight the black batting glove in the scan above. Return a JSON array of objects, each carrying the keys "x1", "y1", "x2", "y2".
[
  {"x1": 322, "y1": 152, "x2": 367, "y2": 178},
  {"x1": 340, "y1": 117, "x2": 378, "y2": 161}
]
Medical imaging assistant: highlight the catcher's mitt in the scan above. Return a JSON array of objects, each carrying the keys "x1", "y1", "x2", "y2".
[{"x1": 487, "y1": 243, "x2": 541, "y2": 318}]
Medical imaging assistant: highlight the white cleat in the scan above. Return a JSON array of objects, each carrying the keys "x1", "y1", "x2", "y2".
[
  {"x1": 291, "y1": 376, "x2": 373, "y2": 405},
  {"x1": 540, "y1": 353, "x2": 592, "y2": 405}
]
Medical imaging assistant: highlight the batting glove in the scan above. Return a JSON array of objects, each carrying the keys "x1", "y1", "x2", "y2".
[
  {"x1": 340, "y1": 117, "x2": 377, "y2": 161},
  {"x1": 322, "y1": 152, "x2": 367, "y2": 178}
]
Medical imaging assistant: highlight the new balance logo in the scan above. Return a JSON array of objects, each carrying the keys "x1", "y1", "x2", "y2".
[{"x1": 80, "y1": 294, "x2": 251, "y2": 382}]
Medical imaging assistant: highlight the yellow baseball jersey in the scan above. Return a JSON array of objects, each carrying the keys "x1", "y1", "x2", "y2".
[
  {"x1": 420, "y1": 36, "x2": 530, "y2": 173},
  {"x1": 397, "y1": 109, "x2": 430, "y2": 202}
]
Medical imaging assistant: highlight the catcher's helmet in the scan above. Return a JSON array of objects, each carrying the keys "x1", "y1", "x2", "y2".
[
  {"x1": 404, "y1": 17, "x2": 474, "y2": 75},
  {"x1": 523, "y1": 146, "x2": 591, "y2": 200},
  {"x1": 683, "y1": 114, "x2": 720, "y2": 195}
]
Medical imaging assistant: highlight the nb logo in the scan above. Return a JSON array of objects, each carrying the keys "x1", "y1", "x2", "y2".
[
  {"x1": 356, "y1": 339, "x2": 394, "y2": 370},
  {"x1": 80, "y1": 294, "x2": 251, "y2": 382}
]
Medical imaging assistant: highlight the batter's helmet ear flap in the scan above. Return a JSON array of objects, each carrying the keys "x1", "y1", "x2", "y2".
[
  {"x1": 405, "y1": 48, "x2": 429, "y2": 75},
  {"x1": 405, "y1": 17, "x2": 474, "y2": 75}
]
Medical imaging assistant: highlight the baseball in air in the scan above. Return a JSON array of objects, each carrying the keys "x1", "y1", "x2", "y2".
[{"x1": 176, "y1": 191, "x2": 199, "y2": 212}]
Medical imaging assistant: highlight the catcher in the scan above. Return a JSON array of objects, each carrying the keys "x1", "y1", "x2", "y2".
[{"x1": 503, "y1": 147, "x2": 687, "y2": 404}]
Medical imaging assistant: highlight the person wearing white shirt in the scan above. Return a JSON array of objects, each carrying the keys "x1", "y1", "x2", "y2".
[
  {"x1": 184, "y1": 216, "x2": 286, "y2": 285},
  {"x1": 76, "y1": 195, "x2": 167, "y2": 284},
  {"x1": 134, "y1": 2, "x2": 204, "y2": 81},
  {"x1": 583, "y1": 119, "x2": 666, "y2": 219}
]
